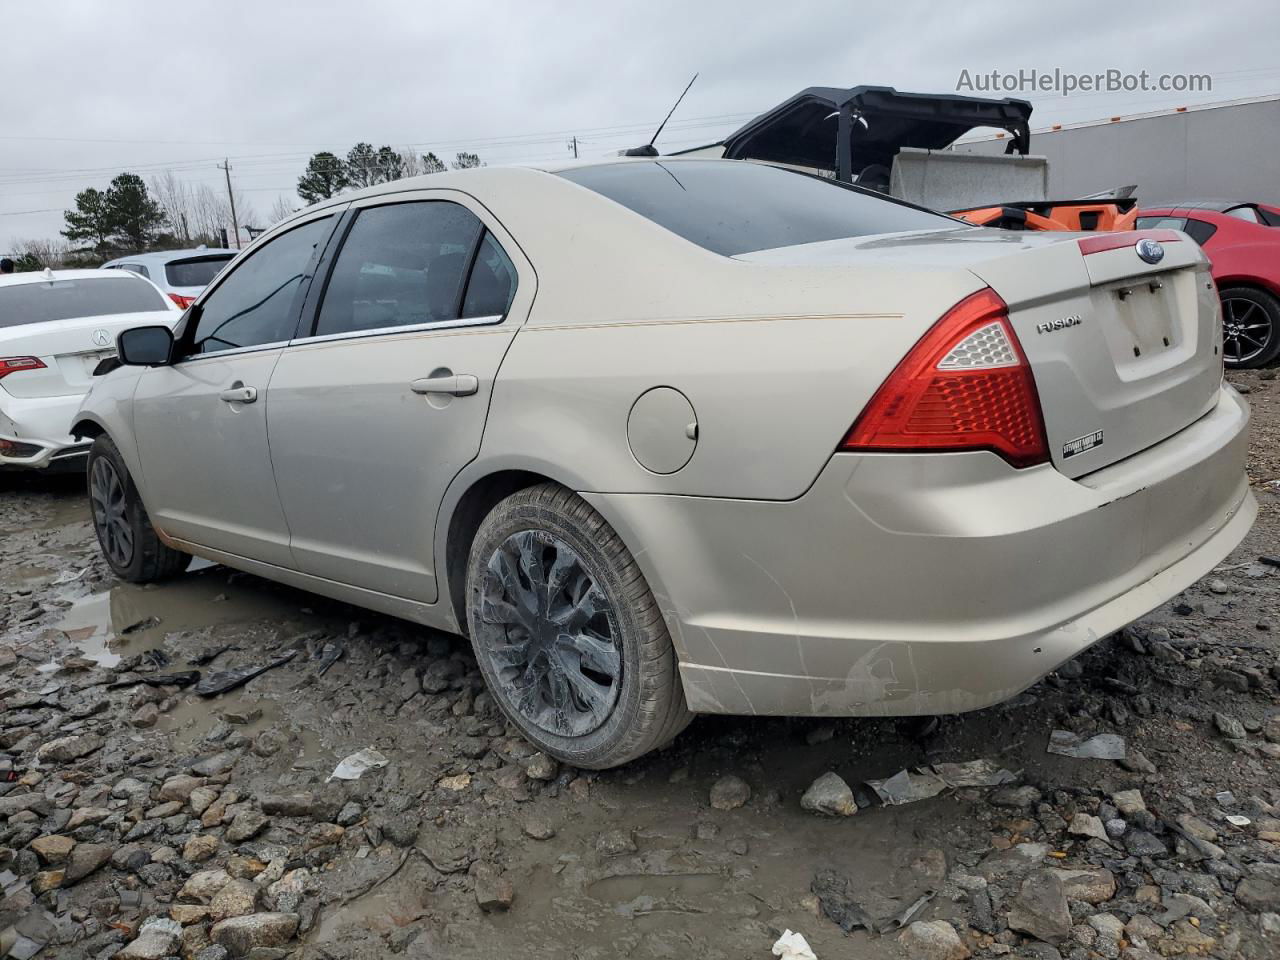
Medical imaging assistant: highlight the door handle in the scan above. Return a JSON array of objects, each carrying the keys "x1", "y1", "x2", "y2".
[
  {"x1": 410, "y1": 374, "x2": 478, "y2": 397},
  {"x1": 219, "y1": 385, "x2": 258, "y2": 404}
]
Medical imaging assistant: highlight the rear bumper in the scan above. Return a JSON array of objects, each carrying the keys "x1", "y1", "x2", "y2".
[
  {"x1": 0, "y1": 392, "x2": 88, "y2": 470},
  {"x1": 583, "y1": 386, "x2": 1255, "y2": 717}
]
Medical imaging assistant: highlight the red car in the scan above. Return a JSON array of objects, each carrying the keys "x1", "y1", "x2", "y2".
[{"x1": 1137, "y1": 201, "x2": 1280, "y2": 368}]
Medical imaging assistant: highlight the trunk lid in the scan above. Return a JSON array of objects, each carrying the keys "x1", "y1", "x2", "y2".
[
  {"x1": 966, "y1": 229, "x2": 1220, "y2": 478},
  {"x1": 0, "y1": 311, "x2": 175, "y2": 399},
  {"x1": 741, "y1": 227, "x2": 1221, "y2": 478}
]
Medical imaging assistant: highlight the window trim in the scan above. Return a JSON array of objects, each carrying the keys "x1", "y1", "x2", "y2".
[
  {"x1": 292, "y1": 193, "x2": 518, "y2": 347},
  {"x1": 174, "y1": 209, "x2": 342, "y2": 364}
]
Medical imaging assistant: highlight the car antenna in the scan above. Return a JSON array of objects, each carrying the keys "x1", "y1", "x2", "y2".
[{"x1": 622, "y1": 73, "x2": 699, "y2": 157}]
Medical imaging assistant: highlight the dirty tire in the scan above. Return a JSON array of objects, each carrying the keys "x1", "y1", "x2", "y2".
[
  {"x1": 1219, "y1": 286, "x2": 1280, "y2": 369},
  {"x1": 465, "y1": 483, "x2": 692, "y2": 769},
  {"x1": 87, "y1": 435, "x2": 191, "y2": 583}
]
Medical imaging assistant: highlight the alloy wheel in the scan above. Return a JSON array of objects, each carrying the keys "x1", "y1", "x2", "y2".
[
  {"x1": 476, "y1": 529, "x2": 622, "y2": 737},
  {"x1": 1222, "y1": 296, "x2": 1274, "y2": 365},
  {"x1": 90, "y1": 457, "x2": 134, "y2": 569}
]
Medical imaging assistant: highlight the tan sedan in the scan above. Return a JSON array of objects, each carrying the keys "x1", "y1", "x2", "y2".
[{"x1": 73, "y1": 159, "x2": 1254, "y2": 767}]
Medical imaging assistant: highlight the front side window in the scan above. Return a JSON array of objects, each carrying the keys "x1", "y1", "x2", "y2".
[
  {"x1": 558, "y1": 160, "x2": 956, "y2": 256},
  {"x1": 314, "y1": 201, "x2": 491, "y2": 337},
  {"x1": 189, "y1": 216, "x2": 332, "y2": 355}
]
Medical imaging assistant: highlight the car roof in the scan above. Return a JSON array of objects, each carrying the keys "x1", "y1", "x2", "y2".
[
  {"x1": 101, "y1": 248, "x2": 238, "y2": 266},
  {"x1": 0, "y1": 268, "x2": 158, "y2": 287}
]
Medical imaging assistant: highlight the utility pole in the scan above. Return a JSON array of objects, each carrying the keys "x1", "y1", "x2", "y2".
[
  {"x1": 568, "y1": 136, "x2": 578, "y2": 159},
  {"x1": 218, "y1": 159, "x2": 241, "y2": 249}
]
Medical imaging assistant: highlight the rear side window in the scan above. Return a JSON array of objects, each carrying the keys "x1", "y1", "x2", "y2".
[
  {"x1": 166, "y1": 256, "x2": 233, "y2": 288},
  {"x1": 189, "y1": 216, "x2": 332, "y2": 355},
  {"x1": 1182, "y1": 219, "x2": 1218, "y2": 247},
  {"x1": 558, "y1": 160, "x2": 955, "y2": 256},
  {"x1": 462, "y1": 232, "x2": 517, "y2": 318},
  {"x1": 1135, "y1": 216, "x2": 1186, "y2": 231},
  {"x1": 0, "y1": 277, "x2": 168, "y2": 328},
  {"x1": 119, "y1": 263, "x2": 151, "y2": 279},
  {"x1": 314, "y1": 201, "x2": 501, "y2": 337}
]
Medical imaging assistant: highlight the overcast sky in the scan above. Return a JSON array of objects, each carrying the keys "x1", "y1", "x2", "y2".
[{"x1": 2, "y1": 0, "x2": 1276, "y2": 249}]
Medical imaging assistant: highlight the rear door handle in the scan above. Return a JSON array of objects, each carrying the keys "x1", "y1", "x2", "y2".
[
  {"x1": 410, "y1": 374, "x2": 478, "y2": 397},
  {"x1": 219, "y1": 385, "x2": 258, "y2": 404}
]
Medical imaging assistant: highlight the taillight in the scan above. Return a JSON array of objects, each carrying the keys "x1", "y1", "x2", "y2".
[
  {"x1": 169, "y1": 293, "x2": 195, "y2": 309},
  {"x1": 841, "y1": 288, "x2": 1049, "y2": 468},
  {"x1": 0, "y1": 357, "x2": 46, "y2": 380}
]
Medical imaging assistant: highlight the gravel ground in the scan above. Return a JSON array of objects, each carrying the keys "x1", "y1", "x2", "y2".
[{"x1": 1, "y1": 369, "x2": 1278, "y2": 960}]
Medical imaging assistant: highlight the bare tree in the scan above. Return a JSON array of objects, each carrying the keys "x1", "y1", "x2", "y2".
[
  {"x1": 149, "y1": 171, "x2": 193, "y2": 244},
  {"x1": 148, "y1": 171, "x2": 256, "y2": 247},
  {"x1": 12, "y1": 238, "x2": 70, "y2": 268},
  {"x1": 268, "y1": 195, "x2": 297, "y2": 225}
]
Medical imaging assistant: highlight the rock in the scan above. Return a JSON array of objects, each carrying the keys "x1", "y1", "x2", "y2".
[
  {"x1": 596, "y1": 829, "x2": 637, "y2": 857},
  {"x1": 0, "y1": 792, "x2": 48, "y2": 818},
  {"x1": 523, "y1": 752, "x2": 558, "y2": 781},
  {"x1": 899, "y1": 920, "x2": 970, "y2": 960},
  {"x1": 380, "y1": 813, "x2": 420, "y2": 847},
  {"x1": 1263, "y1": 715, "x2": 1280, "y2": 744},
  {"x1": 35, "y1": 733, "x2": 103, "y2": 763},
  {"x1": 209, "y1": 878, "x2": 258, "y2": 921},
  {"x1": 118, "y1": 917, "x2": 183, "y2": 959},
  {"x1": 1123, "y1": 829, "x2": 1168, "y2": 858},
  {"x1": 1068, "y1": 813, "x2": 1110, "y2": 843},
  {"x1": 472, "y1": 862, "x2": 514, "y2": 912},
  {"x1": 1110, "y1": 789, "x2": 1146, "y2": 815},
  {"x1": 1213, "y1": 712, "x2": 1247, "y2": 740},
  {"x1": 225, "y1": 810, "x2": 268, "y2": 843},
  {"x1": 191, "y1": 751, "x2": 241, "y2": 777},
  {"x1": 189, "y1": 786, "x2": 220, "y2": 815},
  {"x1": 990, "y1": 785, "x2": 1042, "y2": 810},
  {"x1": 180, "y1": 869, "x2": 232, "y2": 903},
  {"x1": 1175, "y1": 814, "x2": 1217, "y2": 843},
  {"x1": 259, "y1": 794, "x2": 315, "y2": 817},
  {"x1": 1049, "y1": 867, "x2": 1116, "y2": 904},
  {"x1": 131, "y1": 703, "x2": 160, "y2": 727},
  {"x1": 29, "y1": 834, "x2": 74, "y2": 865},
  {"x1": 799, "y1": 772, "x2": 857, "y2": 817},
  {"x1": 420, "y1": 658, "x2": 462, "y2": 693},
  {"x1": 209, "y1": 912, "x2": 299, "y2": 957},
  {"x1": 170, "y1": 904, "x2": 212, "y2": 926},
  {"x1": 1236, "y1": 876, "x2": 1280, "y2": 913},
  {"x1": 160, "y1": 775, "x2": 207, "y2": 803},
  {"x1": 1120, "y1": 749, "x2": 1157, "y2": 774},
  {"x1": 63, "y1": 843, "x2": 112, "y2": 884},
  {"x1": 709, "y1": 775, "x2": 751, "y2": 810},
  {"x1": 1087, "y1": 913, "x2": 1125, "y2": 942},
  {"x1": 523, "y1": 817, "x2": 555, "y2": 840},
  {"x1": 184, "y1": 835, "x2": 220, "y2": 863},
  {"x1": 1006, "y1": 871, "x2": 1072, "y2": 944},
  {"x1": 31, "y1": 869, "x2": 63, "y2": 893},
  {"x1": 193, "y1": 947, "x2": 228, "y2": 960},
  {"x1": 111, "y1": 776, "x2": 149, "y2": 800},
  {"x1": 335, "y1": 801, "x2": 362, "y2": 826}
]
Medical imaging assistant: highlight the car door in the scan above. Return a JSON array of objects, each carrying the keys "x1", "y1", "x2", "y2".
[
  {"x1": 266, "y1": 192, "x2": 531, "y2": 602},
  {"x1": 131, "y1": 211, "x2": 339, "y2": 566}
]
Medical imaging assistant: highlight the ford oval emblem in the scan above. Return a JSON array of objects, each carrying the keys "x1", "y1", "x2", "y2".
[
  {"x1": 92, "y1": 329, "x2": 111, "y2": 347},
  {"x1": 1135, "y1": 238, "x2": 1165, "y2": 264}
]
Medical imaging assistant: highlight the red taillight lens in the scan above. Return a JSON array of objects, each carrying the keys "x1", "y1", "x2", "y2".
[
  {"x1": 841, "y1": 288, "x2": 1049, "y2": 468},
  {"x1": 169, "y1": 293, "x2": 195, "y2": 309},
  {"x1": 0, "y1": 357, "x2": 46, "y2": 380}
]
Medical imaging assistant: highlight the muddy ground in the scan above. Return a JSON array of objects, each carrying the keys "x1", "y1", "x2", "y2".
[{"x1": 1, "y1": 369, "x2": 1278, "y2": 960}]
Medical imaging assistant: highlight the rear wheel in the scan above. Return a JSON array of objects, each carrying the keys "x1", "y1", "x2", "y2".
[
  {"x1": 1220, "y1": 286, "x2": 1280, "y2": 369},
  {"x1": 87, "y1": 436, "x2": 191, "y2": 582},
  {"x1": 465, "y1": 483, "x2": 691, "y2": 768}
]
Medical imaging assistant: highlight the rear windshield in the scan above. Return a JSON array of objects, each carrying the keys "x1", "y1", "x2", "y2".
[
  {"x1": 165, "y1": 255, "x2": 234, "y2": 288},
  {"x1": 0, "y1": 277, "x2": 168, "y2": 328},
  {"x1": 557, "y1": 160, "x2": 955, "y2": 256}
]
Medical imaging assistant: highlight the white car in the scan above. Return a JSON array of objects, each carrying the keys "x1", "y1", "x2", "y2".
[
  {"x1": 1, "y1": 269, "x2": 177, "y2": 470},
  {"x1": 102, "y1": 247, "x2": 238, "y2": 309}
]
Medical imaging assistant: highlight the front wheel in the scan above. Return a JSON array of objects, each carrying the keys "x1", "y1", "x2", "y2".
[
  {"x1": 465, "y1": 483, "x2": 691, "y2": 769},
  {"x1": 1220, "y1": 286, "x2": 1280, "y2": 369},
  {"x1": 87, "y1": 436, "x2": 191, "y2": 582}
]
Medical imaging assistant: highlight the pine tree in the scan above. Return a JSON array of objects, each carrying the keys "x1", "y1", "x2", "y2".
[{"x1": 296, "y1": 152, "x2": 349, "y2": 205}]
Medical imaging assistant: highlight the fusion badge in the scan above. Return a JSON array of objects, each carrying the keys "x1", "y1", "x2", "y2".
[{"x1": 1062, "y1": 430, "x2": 1104, "y2": 460}]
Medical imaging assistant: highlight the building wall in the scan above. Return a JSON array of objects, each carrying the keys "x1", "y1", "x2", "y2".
[{"x1": 952, "y1": 98, "x2": 1280, "y2": 206}]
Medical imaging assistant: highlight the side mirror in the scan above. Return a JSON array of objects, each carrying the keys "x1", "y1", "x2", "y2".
[{"x1": 117, "y1": 326, "x2": 175, "y2": 366}]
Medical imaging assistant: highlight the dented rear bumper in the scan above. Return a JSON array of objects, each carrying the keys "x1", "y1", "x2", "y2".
[{"x1": 583, "y1": 385, "x2": 1254, "y2": 717}]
